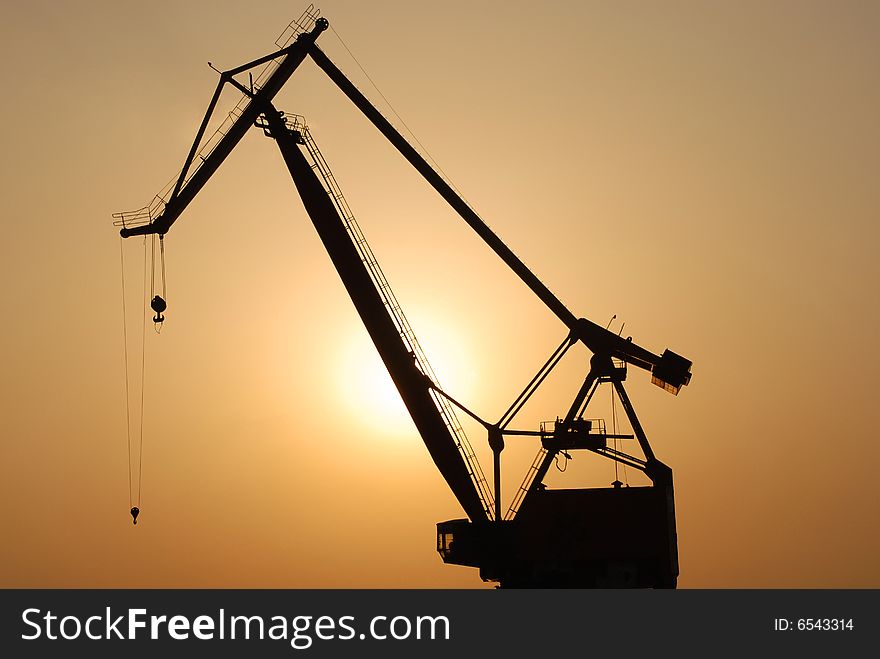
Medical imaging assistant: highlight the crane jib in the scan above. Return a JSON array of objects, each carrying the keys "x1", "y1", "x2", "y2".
[{"x1": 119, "y1": 19, "x2": 329, "y2": 239}]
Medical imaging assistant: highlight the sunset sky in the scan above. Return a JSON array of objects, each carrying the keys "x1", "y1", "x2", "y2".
[{"x1": 2, "y1": 0, "x2": 879, "y2": 588}]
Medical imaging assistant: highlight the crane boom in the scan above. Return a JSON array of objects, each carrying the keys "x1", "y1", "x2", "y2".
[{"x1": 261, "y1": 107, "x2": 490, "y2": 523}]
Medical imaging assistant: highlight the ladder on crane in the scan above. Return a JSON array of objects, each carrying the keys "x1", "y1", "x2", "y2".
[{"x1": 285, "y1": 114, "x2": 495, "y2": 520}]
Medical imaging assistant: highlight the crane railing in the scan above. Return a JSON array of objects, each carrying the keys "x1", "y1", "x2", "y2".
[
  {"x1": 288, "y1": 114, "x2": 495, "y2": 520},
  {"x1": 505, "y1": 447, "x2": 547, "y2": 520}
]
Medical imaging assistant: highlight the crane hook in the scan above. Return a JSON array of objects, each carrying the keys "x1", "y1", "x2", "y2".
[
  {"x1": 151, "y1": 295, "x2": 167, "y2": 323},
  {"x1": 130, "y1": 506, "x2": 140, "y2": 525}
]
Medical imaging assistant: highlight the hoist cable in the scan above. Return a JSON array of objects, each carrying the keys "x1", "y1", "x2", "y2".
[
  {"x1": 328, "y1": 24, "x2": 469, "y2": 205},
  {"x1": 149, "y1": 234, "x2": 156, "y2": 301},
  {"x1": 119, "y1": 238, "x2": 133, "y2": 508},
  {"x1": 138, "y1": 236, "x2": 149, "y2": 506},
  {"x1": 159, "y1": 235, "x2": 167, "y2": 299}
]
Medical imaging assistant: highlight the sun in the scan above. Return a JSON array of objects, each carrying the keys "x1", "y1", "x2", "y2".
[
  {"x1": 334, "y1": 330, "x2": 413, "y2": 441},
  {"x1": 333, "y1": 313, "x2": 476, "y2": 443}
]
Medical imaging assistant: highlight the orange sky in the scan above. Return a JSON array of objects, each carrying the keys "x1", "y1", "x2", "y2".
[{"x1": 1, "y1": 0, "x2": 879, "y2": 588}]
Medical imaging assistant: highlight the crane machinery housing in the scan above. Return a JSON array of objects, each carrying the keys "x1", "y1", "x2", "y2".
[{"x1": 114, "y1": 7, "x2": 692, "y2": 588}]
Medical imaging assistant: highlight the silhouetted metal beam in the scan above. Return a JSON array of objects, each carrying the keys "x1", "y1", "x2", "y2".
[
  {"x1": 308, "y1": 46, "x2": 575, "y2": 323},
  {"x1": 265, "y1": 106, "x2": 489, "y2": 523},
  {"x1": 308, "y1": 45, "x2": 671, "y2": 374},
  {"x1": 120, "y1": 19, "x2": 329, "y2": 238}
]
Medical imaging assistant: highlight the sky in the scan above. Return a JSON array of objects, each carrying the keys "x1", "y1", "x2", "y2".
[{"x1": 1, "y1": 0, "x2": 879, "y2": 588}]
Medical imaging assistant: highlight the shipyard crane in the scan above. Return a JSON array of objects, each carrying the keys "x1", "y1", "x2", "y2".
[{"x1": 115, "y1": 7, "x2": 692, "y2": 588}]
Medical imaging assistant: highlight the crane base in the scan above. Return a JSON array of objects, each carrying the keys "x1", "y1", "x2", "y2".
[{"x1": 437, "y1": 485, "x2": 678, "y2": 588}]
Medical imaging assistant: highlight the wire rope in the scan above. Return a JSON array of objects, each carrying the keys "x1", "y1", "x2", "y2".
[
  {"x1": 120, "y1": 238, "x2": 133, "y2": 508},
  {"x1": 329, "y1": 24, "x2": 470, "y2": 204},
  {"x1": 159, "y1": 235, "x2": 167, "y2": 299},
  {"x1": 138, "y1": 237, "x2": 148, "y2": 506},
  {"x1": 149, "y1": 234, "x2": 155, "y2": 301}
]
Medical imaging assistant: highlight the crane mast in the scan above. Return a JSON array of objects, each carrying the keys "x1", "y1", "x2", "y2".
[{"x1": 114, "y1": 8, "x2": 693, "y2": 588}]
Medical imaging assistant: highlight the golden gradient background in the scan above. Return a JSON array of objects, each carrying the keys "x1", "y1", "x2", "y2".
[{"x1": 2, "y1": 0, "x2": 878, "y2": 587}]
